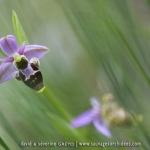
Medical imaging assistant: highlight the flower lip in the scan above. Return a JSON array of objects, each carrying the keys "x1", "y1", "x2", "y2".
[
  {"x1": 18, "y1": 68, "x2": 45, "y2": 92},
  {"x1": 37, "y1": 85, "x2": 45, "y2": 93}
]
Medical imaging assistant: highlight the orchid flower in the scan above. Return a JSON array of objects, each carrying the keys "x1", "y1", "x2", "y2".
[
  {"x1": 0, "y1": 35, "x2": 49, "y2": 91},
  {"x1": 71, "y1": 97, "x2": 111, "y2": 138},
  {"x1": 71, "y1": 94, "x2": 143, "y2": 138}
]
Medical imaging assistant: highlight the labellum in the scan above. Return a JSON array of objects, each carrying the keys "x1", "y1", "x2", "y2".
[{"x1": 14, "y1": 57, "x2": 45, "y2": 92}]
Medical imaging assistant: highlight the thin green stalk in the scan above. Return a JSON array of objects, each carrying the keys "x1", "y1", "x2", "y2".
[{"x1": 43, "y1": 88, "x2": 71, "y2": 121}]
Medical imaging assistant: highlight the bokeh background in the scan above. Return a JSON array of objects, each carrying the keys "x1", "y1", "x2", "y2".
[{"x1": 0, "y1": 0, "x2": 150, "y2": 149}]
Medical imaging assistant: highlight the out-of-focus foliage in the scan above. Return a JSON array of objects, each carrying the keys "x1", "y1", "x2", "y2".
[{"x1": 0, "y1": 0, "x2": 150, "y2": 149}]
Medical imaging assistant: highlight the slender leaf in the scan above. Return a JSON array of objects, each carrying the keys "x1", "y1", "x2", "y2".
[
  {"x1": 47, "y1": 113, "x2": 84, "y2": 142},
  {"x1": 0, "y1": 137, "x2": 10, "y2": 150},
  {"x1": 12, "y1": 11, "x2": 29, "y2": 45}
]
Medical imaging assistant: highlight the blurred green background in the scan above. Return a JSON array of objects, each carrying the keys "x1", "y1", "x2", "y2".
[{"x1": 0, "y1": 0, "x2": 150, "y2": 149}]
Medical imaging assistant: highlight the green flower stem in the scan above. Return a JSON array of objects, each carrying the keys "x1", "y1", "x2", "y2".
[
  {"x1": 0, "y1": 137, "x2": 10, "y2": 150},
  {"x1": 43, "y1": 88, "x2": 71, "y2": 121}
]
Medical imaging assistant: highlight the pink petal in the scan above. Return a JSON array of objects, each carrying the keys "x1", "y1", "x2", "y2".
[
  {"x1": 18, "y1": 42, "x2": 26, "y2": 55},
  {"x1": 0, "y1": 35, "x2": 18, "y2": 56},
  {"x1": 0, "y1": 57, "x2": 14, "y2": 63},
  {"x1": 24, "y1": 45, "x2": 49, "y2": 60},
  {"x1": 71, "y1": 109, "x2": 95, "y2": 128},
  {"x1": 0, "y1": 62, "x2": 17, "y2": 83},
  {"x1": 93, "y1": 117, "x2": 111, "y2": 138},
  {"x1": 90, "y1": 97, "x2": 101, "y2": 111}
]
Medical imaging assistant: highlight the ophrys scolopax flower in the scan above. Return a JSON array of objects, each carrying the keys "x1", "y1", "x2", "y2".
[{"x1": 0, "y1": 35, "x2": 49, "y2": 92}]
